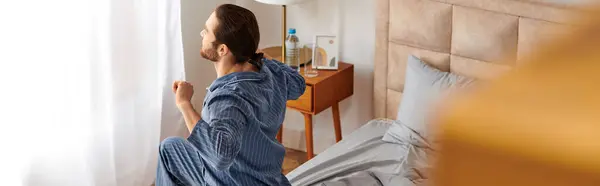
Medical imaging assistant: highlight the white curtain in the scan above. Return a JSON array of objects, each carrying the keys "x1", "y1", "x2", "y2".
[{"x1": 0, "y1": 0, "x2": 185, "y2": 185}]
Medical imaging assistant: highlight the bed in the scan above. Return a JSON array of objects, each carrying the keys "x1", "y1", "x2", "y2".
[{"x1": 285, "y1": 0, "x2": 586, "y2": 185}]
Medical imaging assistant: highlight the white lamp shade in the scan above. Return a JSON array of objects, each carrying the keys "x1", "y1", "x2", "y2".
[{"x1": 254, "y1": 0, "x2": 310, "y2": 5}]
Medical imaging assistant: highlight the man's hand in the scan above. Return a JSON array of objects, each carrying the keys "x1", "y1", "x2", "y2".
[
  {"x1": 173, "y1": 81, "x2": 194, "y2": 108},
  {"x1": 173, "y1": 81, "x2": 201, "y2": 134},
  {"x1": 257, "y1": 48, "x2": 273, "y2": 60}
]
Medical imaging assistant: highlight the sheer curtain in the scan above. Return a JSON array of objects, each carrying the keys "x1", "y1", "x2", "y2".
[{"x1": 0, "y1": 0, "x2": 184, "y2": 185}]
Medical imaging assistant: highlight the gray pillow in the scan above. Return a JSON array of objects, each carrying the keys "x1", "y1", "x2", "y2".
[{"x1": 382, "y1": 55, "x2": 473, "y2": 144}]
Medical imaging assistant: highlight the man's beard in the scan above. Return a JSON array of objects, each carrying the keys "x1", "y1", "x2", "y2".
[{"x1": 200, "y1": 45, "x2": 220, "y2": 62}]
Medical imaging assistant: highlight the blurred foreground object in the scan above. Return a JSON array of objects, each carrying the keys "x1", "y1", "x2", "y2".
[{"x1": 434, "y1": 5, "x2": 600, "y2": 186}]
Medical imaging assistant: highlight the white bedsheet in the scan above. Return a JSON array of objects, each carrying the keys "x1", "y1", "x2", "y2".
[{"x1": 286, "y1": 119, "x2": 432, "y2": 186}]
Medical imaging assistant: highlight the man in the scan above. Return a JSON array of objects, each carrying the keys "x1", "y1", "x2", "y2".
[{"x1": 156, "y1": 4, "x2": 305, "y2": 186}]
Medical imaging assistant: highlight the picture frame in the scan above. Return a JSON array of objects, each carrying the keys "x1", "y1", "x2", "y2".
[{"x1": 311, "y1": 35, "x2": 339, "y2": 70}]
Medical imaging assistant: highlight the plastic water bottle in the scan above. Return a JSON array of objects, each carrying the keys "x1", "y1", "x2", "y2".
[{"x1": 285, "y1": 28, "x2": 300, "y2": 71}]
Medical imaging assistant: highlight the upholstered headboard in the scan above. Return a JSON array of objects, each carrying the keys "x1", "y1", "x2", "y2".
[{"x1": 374, "y1": 0, "x2": 586, "y2": 119}]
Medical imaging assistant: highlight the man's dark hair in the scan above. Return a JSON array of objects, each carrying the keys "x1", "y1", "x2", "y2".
[{"x1": 214, "y1": 4, "x2": 263, "y2": 68}]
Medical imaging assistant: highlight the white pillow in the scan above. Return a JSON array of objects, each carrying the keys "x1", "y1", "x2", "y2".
[{"x1": 382, "y1": 55, "x2": 473, "y2": 144}]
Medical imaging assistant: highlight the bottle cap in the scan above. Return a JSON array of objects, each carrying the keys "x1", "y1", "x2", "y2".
[{"x1": 288, "y1": 28, "x2": 296, "y2": 34}]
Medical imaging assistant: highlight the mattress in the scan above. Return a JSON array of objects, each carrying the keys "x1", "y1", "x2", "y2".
[{"x1": 286, "y1": 119, "x2": 429, "y2": 186}]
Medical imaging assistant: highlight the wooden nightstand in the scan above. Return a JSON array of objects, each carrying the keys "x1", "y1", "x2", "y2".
[{"x1": 278, "y1": 62, "x2": 354, "y2": 160}]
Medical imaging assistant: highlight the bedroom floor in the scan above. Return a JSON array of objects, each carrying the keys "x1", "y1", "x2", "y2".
[{"x1": 282, "y1": 148, "x2": 308, "y2": 174}]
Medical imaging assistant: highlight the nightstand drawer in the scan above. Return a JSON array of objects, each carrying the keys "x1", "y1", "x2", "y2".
[{"x1": 287, "y1": 85, "x2": 313, "y2": 112}]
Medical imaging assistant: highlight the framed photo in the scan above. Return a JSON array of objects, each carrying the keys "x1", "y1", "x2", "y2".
[{"x1": 312, "y1": 35, "x2": 338, "y2": 70}]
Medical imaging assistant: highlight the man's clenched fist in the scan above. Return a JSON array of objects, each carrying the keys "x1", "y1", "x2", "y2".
[{"x1": 172, "y1": 81, "x2": 194, "y2": 107}]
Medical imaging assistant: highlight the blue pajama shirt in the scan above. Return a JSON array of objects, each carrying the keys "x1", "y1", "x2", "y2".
[{"x1": 156, "y1": 58, "x2": 305, "y2": 186}]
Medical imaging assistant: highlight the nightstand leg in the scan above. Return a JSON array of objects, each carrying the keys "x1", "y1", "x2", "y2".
[
  {"x1": 332, "y1": 102, "x2": 342, "y2": 142},
  {"x1": 303, "y1": 113, "x2": 314, "y2": 160},
  {"x1": 277, "y1": 123, "x2": 283, "y2": 143}
]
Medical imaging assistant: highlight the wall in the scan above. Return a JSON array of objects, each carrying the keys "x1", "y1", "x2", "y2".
[
  {"x1": 239, "y1": 0, "x2": 376, "y2": 153},
  {"x1": 179, "y1": 0, "x2": 376, "y2": 153}
]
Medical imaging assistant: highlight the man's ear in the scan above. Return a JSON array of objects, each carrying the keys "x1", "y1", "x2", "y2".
[{"x1": 218, "y1": 44, "x2": 229, "y2": 56}]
